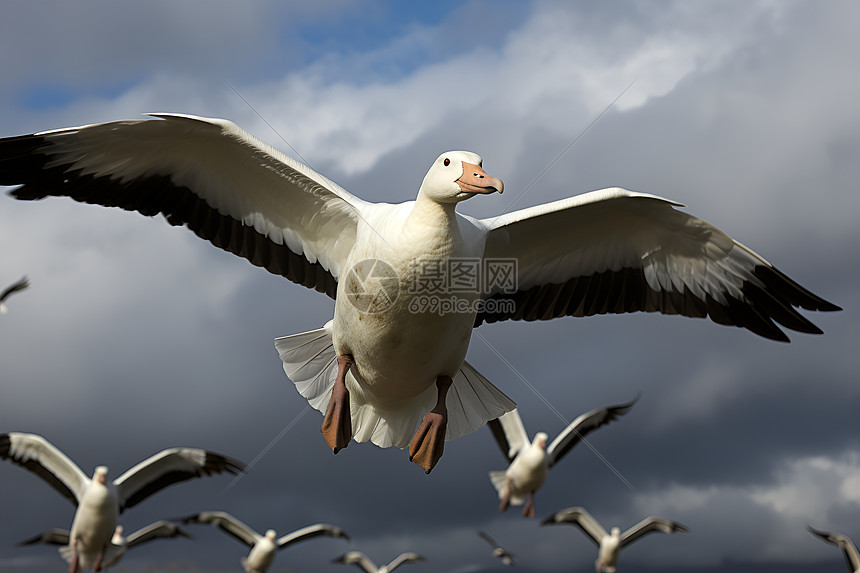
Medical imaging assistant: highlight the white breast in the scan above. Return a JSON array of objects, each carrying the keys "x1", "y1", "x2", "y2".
[{"x1": 332, "y1": 203, "x2": 483, "y2": 404}]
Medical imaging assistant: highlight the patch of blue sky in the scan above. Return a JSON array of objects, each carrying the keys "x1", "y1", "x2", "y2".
[
  {"x1": 15, "y1": 84, "x2": 77, "y2": 111},
  {"x1": 287, "y1": 0, "x2": 525, "y2": 84},
  {"x1": 15, "y1": 80, "x2": 139, "y2": 112}
]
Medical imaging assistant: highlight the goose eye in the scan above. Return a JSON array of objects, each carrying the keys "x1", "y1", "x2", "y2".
[{"x1": 443, "y1": 158, "x2": 450, "y2": 166}]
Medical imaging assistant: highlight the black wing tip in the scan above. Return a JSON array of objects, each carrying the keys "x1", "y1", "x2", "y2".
[
  {"x1": 612, "y1": 394, "x2": 641, "y2": 414},
  {"x1": 173, "y1": 512, "x2": 202, "y2": 524},
  {"x1": 0, "y1": 433, "x2": 11, "y2": 458},
  {"x1": 754, "y1": 324, "x2": 791, "y2": 343},
  {"x1": 539, "y1": 507, "x2": 583, "y2": 526},
  {"x1": 17, "y1": 529, "x2": 69, "y2": 546},
  {"x1": 204, "y1": 451, "x2": 247, "y2": 475},
  {"x1": 807, "y1": 525, "x2": 836, "y2": 541},
  {"x1": 754, "y1": 265, "x2": 842, "y2": 313},
  {"x1": 8, "y1": 186, "x2": 50, "y2": 201},
  {"x1": 672, "y1": 521, "x2": 690, "y2": 533},
  {"x1": 177, "y1": 527, "x2": 194, "y2": 539}
]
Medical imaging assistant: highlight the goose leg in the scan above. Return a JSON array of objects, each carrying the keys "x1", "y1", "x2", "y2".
[
  {"x1": 69, "y1": 538, "x2": 81, "y2": 573},
  {"x1": 94, "y1": 549, "x2": 104, "y2": 572},
  {"x1": 321, "y1": 355, "x2": 354, "y2": 453},
  {"x1": 409, "y1": 376, "x2": 452, "y2": 474},
  {"x1": 522, "y1": 492, "x2": 536, "y2": 518},
  {"x1": 498, "y1": 480, "x2": 511, "y2": 512}
]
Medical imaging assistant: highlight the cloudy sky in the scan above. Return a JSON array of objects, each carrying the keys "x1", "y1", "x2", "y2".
[{"x1": 1, "y1": 1, "x2": 857, "y2": 572}]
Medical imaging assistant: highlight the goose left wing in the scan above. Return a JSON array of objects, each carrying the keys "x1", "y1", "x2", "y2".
[
  {"x1": 113, "y1": 448, "x2": 245, "y2": 512},
  {"x1": 546, "y1": 397, "x2": 637, "y2": 468},
  {"x1": 487, "y1": 409, "x2": 530, "y2": 462},
  {"x1": 18, "y1": 528, "x2": 70, "y2": 546},
  {"x1": 541, "y1": 506, "x2": 607, "y2": 546},
  {"x1": 0, "y1": 276, "x2": 29, "y2": 304},
  {"x1": 0, "y1": 432, "x2": 90, "y2": 505},
  {"x1": 277, "y1": 523, "x2": 349, "y2": 550},
  {"x1": 386, "y1": 552, "x2": 426, "y2": 571},
  {"x1": 333, "y1": 551, "x2": 378, "y2": 573},
  {"x1": 620, "y1": 517, "x2": 688, "y2": 548},
  {"x1": 476, "y1": 188, "x2": 840, "y2": 341},
  {"x1": 809, "y1": 527, "x2": 860, "y2": 572},
  {"x1": 181, "y1": 511, "x2": 261, "y2": 547},
  {"x1": 125, "y1": 521, "x2": 192, "y2": 548},
  {"x1": 477, "y1": 531, "x2": 514, "y2": 564},
  {"x1": 0, "y1": 114, "x2": 369, "y2": 298},
  {"x1": 477, "y1": 530, "x2": 501, "y2": 549}
]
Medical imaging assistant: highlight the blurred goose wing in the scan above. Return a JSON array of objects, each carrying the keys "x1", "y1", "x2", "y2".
[
  {"x1": 114, "y1": 448, "x2": 244, "y2": 512},
  {"x1": 0, "y1": 432, "x2": 89, "y2": 505}
]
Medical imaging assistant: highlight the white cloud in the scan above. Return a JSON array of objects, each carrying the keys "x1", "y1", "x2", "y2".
[
  {"x1": 200, "y1": 1, "x2": 791, "y2": 178},
  {"x1": 752, "y1": 452, "x2": 860, "y2": 519},
  {"x1": 630, "y1": 451, "x2": 860, "y2": 564}
]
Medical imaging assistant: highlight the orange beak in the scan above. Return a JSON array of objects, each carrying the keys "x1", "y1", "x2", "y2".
[{"x1": 456, "y1": 162, "x2": 504, "y2": 194}]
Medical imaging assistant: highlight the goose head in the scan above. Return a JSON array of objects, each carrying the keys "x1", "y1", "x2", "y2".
[
  {"x1": 533, "y1": 432, "x2": 549, "y2": 451},
  {"x1": 111, "y1": 525, "x2": 125, "y2": 545},
  {"x1": 93, "y1": 465, "x2": 109, "y2": 485},
  {"x1": 418, "y1": 151, "x2": 503, "y2": 204},
  {"x1": 264, "y1": 529, "x2": 277, "y2": 542}
]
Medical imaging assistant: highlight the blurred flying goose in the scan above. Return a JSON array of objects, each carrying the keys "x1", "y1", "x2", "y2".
[
  {"x1": 809, "y1": 526, "x2": 859, "y2": 573},
  {"x1": 0, "y1": 115, "x2": 839, "y2": 473},
  {"x1": 19, "y1": 521, "x2": 191, "y2": 570},
  {"x1": 477, "y1": 530, "x2": 514, "y2": 565},
  {"x1": 542, "y1": 506, "x2": 687, "y2": 572},
  {"x1": 0, "y1": 432, "x2": 244, "y2": 572},
  {"x1": 0, "y1": 275, "x2": 29, "y2": 314},
  {"x1": 181, "y1": 511, "x2": 349, "y2": 573},
  {"x1": 488, "y1": 398, "x2": 636, "y2": 518},
  {"x1": 333, "y1": 551, "x2": 426, "y2": 573}
]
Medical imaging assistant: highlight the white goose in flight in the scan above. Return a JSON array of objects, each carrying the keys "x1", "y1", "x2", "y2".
[
  {"x1": 0, "y1": 432, "x2": 244, "y2": 572},
  {"x1": 0, "y1": 114, "x2": 839, "y2": 473},
  {"x1": 181, "y1": 511, "x2": 349, "y2": 573},
  {"x1": 809, "y1": 526, "x2": 859, "y2": 573},
  {"x1": 19, "y1": 521, "x2": 192, "y2": 570},
  {"x1": 542, "y1": 506, "x2": 687, "y2": 572},
  {"x1": 488, "y1": 398, "x2": 636, "y2": 518},
  {"x1": 477, "y1": 530, "x2": 514, "y2": 566},
  {"x1": 333, "y1": 551, "x2": 426, "y2": 573}
]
